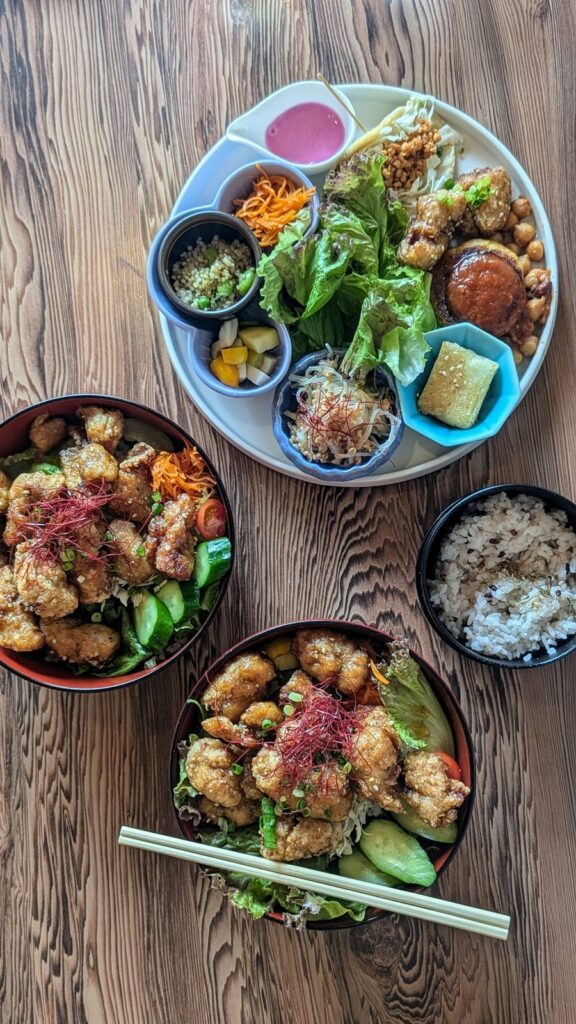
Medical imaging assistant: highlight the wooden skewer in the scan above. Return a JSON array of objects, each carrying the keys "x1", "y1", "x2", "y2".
[{"x1": 316, "y1": 73, "x2": 368, "y2": 132}]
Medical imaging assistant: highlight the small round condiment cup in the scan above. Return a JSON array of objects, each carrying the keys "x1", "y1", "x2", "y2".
[
  {"x1": 147, "y1": 209, "x2": 261, "y2": 332},
  {"x1": 214, "y1": 159, "x2": 321, "y2": 241},
  {"x1": 272, "y1": 348, "x2": 404, "y2": 482},
  {"x1": 226, "y1": 81, "x2": 358, "y2": 176},
  {"x1": 416, "y1": 483, "x2": 576, "y2": 670},
  {"x1": 190, "y1": 314, "x2": 292, "y2": 398}
]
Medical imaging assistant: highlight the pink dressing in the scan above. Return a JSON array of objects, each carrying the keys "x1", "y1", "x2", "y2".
[{"x1": 264, "y1": 102, "x2": 345, "y2": 164}]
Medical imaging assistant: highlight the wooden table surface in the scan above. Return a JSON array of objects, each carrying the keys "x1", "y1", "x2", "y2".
[{"x1": 1, "y1": 1, "x2": 575, "y2": 1021}]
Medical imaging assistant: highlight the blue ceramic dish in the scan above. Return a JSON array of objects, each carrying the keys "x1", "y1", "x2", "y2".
[
  {"x1": 397, "y1": 323, "x2": 521, "y2": 448},
  {"x1": 214, "y1": 159, "x2": 320, "y2": 238},
  {"x1": 191, "y1": 315, "x2": 292, "y2": 398},
  {"x1": 272, "y1": 349, "x2": 404, "y2": 482}
]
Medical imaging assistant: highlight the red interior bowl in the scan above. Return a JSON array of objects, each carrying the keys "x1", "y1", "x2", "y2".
[
  {"x1": 0, "y1": 395, "x2": 235, "y2": 692},
  {"x1": 170, "y1": 619, "x2": 475, "y2": 930}
]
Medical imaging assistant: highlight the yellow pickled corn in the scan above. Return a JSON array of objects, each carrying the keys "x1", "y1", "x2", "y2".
[
  {"x1": 221, "y1": 346, "x2": 248, "y2": 365},
  {"x1": 210, "y1": 357, "x2": 239, "y2": 387},
  {"x1": 264, "y1": 636, "x2": 292, "y2": 658}
]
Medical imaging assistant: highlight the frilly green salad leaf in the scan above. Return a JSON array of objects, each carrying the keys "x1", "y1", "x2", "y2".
[
  {"x1": 378, "y1": 643, "x2": 455, "y2": 755},
  {"x1": 257, "y1": 147, "x2": 433, "y2": 385}
]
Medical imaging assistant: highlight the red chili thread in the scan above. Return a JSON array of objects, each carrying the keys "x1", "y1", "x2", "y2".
[{"x1": 15, "y1": 480, "x2": 113, "y2": 566}]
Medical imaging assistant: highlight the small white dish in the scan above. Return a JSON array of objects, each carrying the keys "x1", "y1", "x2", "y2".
[{"x1": 226, "y1": 80, "x2": 357, "y2": 176}]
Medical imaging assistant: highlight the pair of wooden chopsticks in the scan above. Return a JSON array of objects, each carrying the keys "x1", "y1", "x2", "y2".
[{"x1": 118, "y1": 826, "x2": 510, "y2": 940}]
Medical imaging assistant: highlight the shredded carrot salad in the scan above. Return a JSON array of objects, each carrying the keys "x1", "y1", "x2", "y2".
[
  {"x1": 233, "y1": 168, "x2": 315, "y2": 247},
  {"x1": 151, "y1": 446, "x2": 216, "y2": 502}
]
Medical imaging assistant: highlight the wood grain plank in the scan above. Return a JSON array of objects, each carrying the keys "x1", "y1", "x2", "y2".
[{"x1": 1, "y1": 0, "x2": 576, "y2": 1021}]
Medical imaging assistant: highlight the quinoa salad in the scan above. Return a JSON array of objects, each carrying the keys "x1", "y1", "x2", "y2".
[
  {"x1": 171, "y1": 235, "x2": 255, "y2": 311},
  {"x1": 429, "y1": 492, "x2": 576, "y2": 661}
]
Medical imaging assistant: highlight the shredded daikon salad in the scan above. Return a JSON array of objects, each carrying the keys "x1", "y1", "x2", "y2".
[{"x1": 286, "y1": 354, "x2": 402, "y2": 465}]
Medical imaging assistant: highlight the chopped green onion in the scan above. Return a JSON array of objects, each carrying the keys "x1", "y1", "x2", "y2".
[
  {"x1": 283, "y1": 704, "x2": 294, "y2": 717},
  {"x1": 260, "y1": 718, "x2": 275, "y2": 731},
  {"x1": 230, "y1": 764, "x2": 244, "y2": 776},
  {"x1": 90, "y1": 612, "x2": 102, "y2": 623},
  {"x1": 302, "y1": 807, "x2": 312, "y2": 818},
  {"x1": 443, "y1": 177, "x2": 455, "y2": 190},
  {"x1": 341, "y1": 761, "x2": 353, "y2": 775},
  {"x1": 135, "y1": 545, "x2": 146, "y2": 557},
  {"x1": 288, "y1": 691, "x2": 303, "y2": 703},
  {"x1": 151, "y1": 491, "x2": 163, "y2": 503},
  {"x1": 292, "y1": 787, "x2": 305, "y2": 799},
  {"x1": 465, "y1": 174, "x2": 492, "y2": 208},
  {"x1": 296, "y1": 798, "x2": 306, "y2": 810},
  {"x1": 259, "y1": 797, "x2": 277, "y2": 851},
  {"x1": 104, "y1": 531, "x2": 113, "y2": 542},
  {"x1": 151, "y1": 502, "x2": 164, "y2": 515}
]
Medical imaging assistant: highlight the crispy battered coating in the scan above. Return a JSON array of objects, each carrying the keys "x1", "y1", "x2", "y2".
[
  {"x1": 3, "y1": 471, "x2": 66, "y2": 547},
  {"x1": 457, "y1": 166, "x2": 512, "y2": 236},
  {"x1": 13, "y1": 541, "x2": 78, "y2": 620},
  {"x1": 278, "y1": 669, "x2": 315, "y2": 704},
  {"x1": 144, "y1": 494, "x2": 196, "y2": 581},
  {"x1": 398, "y1": 189, "x2": 467, "y2": 270},
  {"x1": 108, "y1": 442, "x2": 155, "y2": 522},
  {"x1": 403, "y1": 751, "x2": 470, "y2": 829},
  {"x1": 60, "y1": 443, "x2": 118, "y2": 489},
  {"x1": 0, "y1": 566, "x2": 45, "y2": 651},
  {"x1": 241, "y1": 757, "x2": 262, "y2": 802},
  {"x1": 292, "y1": 629, "x2": 369, "y2": 695},
  {"x1": 71, "y1": 520, "x2": 112, "y2": 604},
  {"x1": 107, "y1": 519, "x2": 154, "y2": 585},
  {"x1": 0, "y1": 470, "x2": 11, "y2": 513},
  {"x1": 185, "y1": 737, "x2": 244, "y2": 808},
  {"x1": 240, "y1": 701, "x2": 284, "y2": 728},
  {"x1": 202, "y1": 716, "x2": 260, "y2": 748},
  {"x1": 197, "y1": 795, "x2": 259, "y2": 827},
  {"x1": 251, "y1": 747, "x2": 353, "y2": 821},
  {"x1": 29, "y1": 414, "x2": 67, "y2": 453},
  {"x1": 346, "y1": 707, "x2": 403, "y2": 812},
  {"x1": 0, "y1": 543, "x2": 8, "y2": 568},
  {"x1": 261, "y1": 817, "x2": 343, "y2": 862},
  {"x1": 41, "y1": 617, "x2": 120, "y2": 666},
  {"x1": 202, "y1": 652, "x2": 276, "y2": 721},
  {"x1": 76, "y1": 406, "x2": 124, "y2": 453}
]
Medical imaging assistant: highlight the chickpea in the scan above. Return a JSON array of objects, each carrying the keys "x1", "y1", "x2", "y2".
[
  {"x1": 527, "y1": 296, "x2": 546, "y2": 321},
  {"x1": 511, "y1": 196, "x2": 532, "y2": 219},
  {"x1": 513, "y1": 222, "x2": 536, "y2": 248},
  {"x1": 524, "y1": 268, "x2": 541, "y2": 290},
  {"x1": 526, "y1": 239, "x2": 544, "y2": 262},
  {"x1": 506, "y1": 242, "x2": 520, "y2": 255},
  {"x1": 505, "y1": 211, "x2": 519, "y2": 230},
  {"x1": 520, "y1": 336, "x2": 539, "y2": 357},
  {"x1": 513, "y1": 349, "x2": 524, "y2": 366},
  {"x1": 518, "y1": 254, "x2": 532, "y2": 276},
  {"x1": 491, "y1": 232, "x2": 504, "y2": 243}
]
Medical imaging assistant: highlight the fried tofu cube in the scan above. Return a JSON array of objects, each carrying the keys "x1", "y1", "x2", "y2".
[{"x1": 417, "y1": 341, "x2": 498, "y2": 429}]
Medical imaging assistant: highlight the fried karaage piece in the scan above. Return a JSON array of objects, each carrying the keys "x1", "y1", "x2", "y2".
[
  {"x1": 251, "y1": 747, "x2": 353, "y2": 821},
  {"x1": 197, "y1": 795, "x2": 259, "y2": 827},
  {"x1": 107, "y1": 519, "x2": 154, "y2": 585},
  {"x1": 397, "y1": 189, "x2": 467, "y2": 270},
  {"x1": 185, "y1": 737, "x2": 244, "y2": 808},
  {"x1": 0, "y1": 565, "x2": 45, "y2": 651},
  {"x1": 240, "y1": 757, "x2": 262, "y2": 802},
  {"x1": 70, "y1": 520, "x2": 112, "y2": 604},
  {"x1": 202, "y1": 652, "x2": 276, "y2": 721},
  {"x1": 292, "y1": 629, "x2": 369, "y2": 695},
  {"x1": 240, "y1": 701, "x2": 284, "y2": 729},
  {"x1": 108, "y1": 442, "x2": 155, "y2": 522},
  {"x1": 278, "y1": 669, "x2": 316, "y2": 704},
  {"x1": 0, "y1": 470, "x2": 11, "y2": 513},
  {"x1": 144, "y1": 494, "x2": 196, "y2": 581},
  {"x1": 202, "y1": 716, "x2": 260, "y2": 748},
  {"x1": 402, "y1": 751, "x2": 470, "y2": 829},
  {"x1": 456, "y1": 166, "x2": 512, "y2": 236},
  {"x1": 3, "y1": 471, "x2": 66, "y2": 547},
  {"x1": 29, "y1": 414, "x2": 67, "y2": 453},
  {"x1": 41, "y1": 617, "x2": 120, "y2": 667},
  {"x1": 76, "y1": 405, "x2": 124, "y2": 453},
  {"x1": 345, "y1": 706, "x2": 403, "y2": 812},
  {"x1": 261, "y1": 817, "x2": 343, "y2": 862},
  {"x1": 60, "y1": 443, "x2": 118, "y2": 490},
  {"x1": 13, "y1": 541, "x2": 78, "y2": 620}
]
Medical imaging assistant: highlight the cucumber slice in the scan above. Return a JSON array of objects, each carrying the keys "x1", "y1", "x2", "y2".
[
  {"x1": 359, "y1": 819, "x2": 437, "y2": 887},
  {"x1": 157, "y1": 579, "x2": 201, "y2": 624},
  {"x1": 393, "y1": 799, "x2": 458, "y2": 844},
  {"x1": 194, "y1": 538, "x2": 232, "y2": 588},
  {"x1": 338, "y1": 849, "x2": 400, "y2": 887},
  {"x1": 123, "y1": 418, "x2": 175, "y2": 452},
  {"x1": 133, "y1": 591, "x2": 174, "y2": 652},
  {"x1": 199, "y1": 581, "x2": 219, "y2": 613}
]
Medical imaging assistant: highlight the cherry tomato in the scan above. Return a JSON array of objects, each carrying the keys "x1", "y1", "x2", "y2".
[
  {"x1": 437, "y1": 752, "x2": 462, "y2": 781},
  {"x1": 196, "y1": 498, "x2": 227, "y2": 540}
]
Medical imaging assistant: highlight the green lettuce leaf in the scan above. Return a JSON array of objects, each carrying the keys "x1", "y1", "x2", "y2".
[
  {"x1": 379, "y1": 643, "x2": 455, "y2": 755},
  {"x1": 323, "y1": 146, "x2": 388, "y2": 254}
]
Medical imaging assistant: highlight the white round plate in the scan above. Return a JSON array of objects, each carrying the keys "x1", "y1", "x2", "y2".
[{"x1": 160, "y1": 85, "x2": 558, "y2": 487}]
